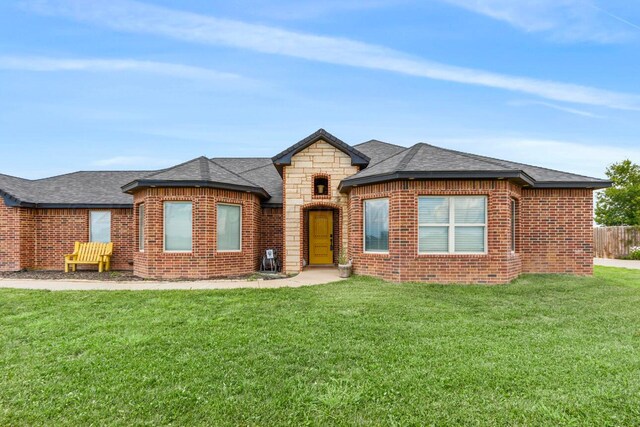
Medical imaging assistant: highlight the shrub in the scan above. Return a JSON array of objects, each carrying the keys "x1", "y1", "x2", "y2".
[{"x1": 627, "y1": 246, "x2": 640, "y2": 260}]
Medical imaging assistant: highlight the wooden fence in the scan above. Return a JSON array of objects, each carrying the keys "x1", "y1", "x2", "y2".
[{"x1": 594, "y1": 226, "x2": 640, "y2": 258}]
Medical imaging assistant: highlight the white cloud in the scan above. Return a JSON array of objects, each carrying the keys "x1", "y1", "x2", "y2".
[
  {"x1": 438, "y1": 0, "x2": 637, "y2": 43},
  {"x1": 507, "y1": 99, "x2": 605, "y2": 118},
  {"x1": 92, "y1": 156, "x2": 173, "y2": 168},
  {"x1": 432, "y1": 137, "x2": 640, "y2": 179},
  {"x1": 0, "y1": 55, "x2": 243, "y2": 81},
  {"x1": 22, "y1": 0, "x2": 640, "y2": 110}
]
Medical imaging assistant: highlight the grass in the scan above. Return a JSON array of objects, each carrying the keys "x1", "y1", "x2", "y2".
[{"x1": 1, "y1": 267, "x2": 639, "y2": 426}]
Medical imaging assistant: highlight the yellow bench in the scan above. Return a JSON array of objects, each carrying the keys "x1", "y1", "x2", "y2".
[{"x1": 64, "y1": 242, "x2": 113, "y2": 273}]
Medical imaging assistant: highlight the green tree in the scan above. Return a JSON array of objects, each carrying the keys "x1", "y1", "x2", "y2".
[{"x1": 595, "y1": 159, "x2": 640, "y2": 226}]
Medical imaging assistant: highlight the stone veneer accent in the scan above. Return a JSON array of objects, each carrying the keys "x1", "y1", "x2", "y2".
[{"x1": 282, "y1": 140, "x2": 359, "y2": 273}]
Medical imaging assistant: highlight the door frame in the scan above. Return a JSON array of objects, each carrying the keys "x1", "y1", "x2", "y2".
[{"x1": 306, "y1": 208, "x2": 337, "y2": 266}]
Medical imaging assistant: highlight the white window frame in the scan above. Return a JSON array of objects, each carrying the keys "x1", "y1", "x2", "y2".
[
  {"x1": 163, "y1": 201, "x2": 193, "y2": 253},
  {"x1": 138, "y1": 204, "x2": 145, "y2": 252},
  {"x1": 363, "y1": 197, "x2": 389, "y2": 254},
  {"x1": 418, "y1": 196, "x2": 488, "y2": 255},
  {"x1": 217, "y1": 203, "x2": 242, "y2": 253},
  {"x1": 89, "y1": 210, "x2": 111, "y2": 243},
  {"x1": 511, "y1": 199, "x2": 516, "y2": 253}
]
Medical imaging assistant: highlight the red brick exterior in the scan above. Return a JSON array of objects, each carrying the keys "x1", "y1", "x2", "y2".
[
  {"x1": 260, "y1": 207, "x2": 283, "y2": 262},
  {"x1": 132, "y1": 187, "x2": 262, "y2": 279},
  {"x1": 0, "y1": 197, "x2": 134, "y2": 272},
  {"x1": 0, "y1": 178, "x2": 595, "y2": 283},
  {"x1": 348, "y1": 180, "x2": 593, "y2": 284},
  {"x1": 520, "y1": 188, "x2": 594, "y2": 275}
]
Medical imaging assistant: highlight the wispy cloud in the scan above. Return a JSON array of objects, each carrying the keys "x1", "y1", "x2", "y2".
[
  {"x1": 433, "y1": 137, "x2": 640, "y2": 179},
  {"x1": 508, "y1": 99, "x2": 605, "y2": 118},
  {"x1": 0, "y1": 55, "x2": 243, "y2": 81},
  {"x1": 438, "y1": 0, "x2": 637, "y2": 43},
  {"x1": 91, "y1": 156, "x2": 173, "y2": 168},
  {"x1": 21, "y1": 0, "x2": 640, "y2": 111}
]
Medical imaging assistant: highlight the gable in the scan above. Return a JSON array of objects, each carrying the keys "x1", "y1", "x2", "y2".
[{"x1": 271, "y1": 129, "x2": 369, "y2": 171}]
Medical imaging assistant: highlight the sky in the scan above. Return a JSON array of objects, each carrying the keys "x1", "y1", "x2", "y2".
[{"x1": 1, "y1": 0, "x2": 640, "y2": 179}]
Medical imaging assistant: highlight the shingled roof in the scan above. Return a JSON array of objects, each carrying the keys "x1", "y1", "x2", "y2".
[
  {"x1": 0, "y1": 131, "x2": 611, "y2": 209},
  {"x1": 121, "y1": 156, "x2": 270, "y2": 199},
  {"x1": 0, "y1": 171, "x2": 145, "y2": 208},
  {"x1": 340, "y1": 141, "x2": 611, "y2": 190}
]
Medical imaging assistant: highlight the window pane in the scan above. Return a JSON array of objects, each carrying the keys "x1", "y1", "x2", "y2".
[
  {"x1": 164, "y1": 202, "x2": 192, "y2": 251},
  {"x1": 217, "y1": 204, "x2": 241, "y2": 251},
  {"x1": 418, "y1": 197, "x2": 449, "y2": 224},
  {"x1": 419, "y1": 226, "x2": 449, "y2": 253},
  {"x1": 454, "y1": 197, "x2": 486, "y2": 224},
  {"x1": 90, "y1": 211, "x2": 111, "y2": 243},
  {"x1": 364, "y1": 198, "x2": 389, "y2": 252},
  {"x1": 139, "y1": 205, "x2": 145, "y2": 251},
  {"x1": 455, "y1": 226, "x2": 485, "y2": 252}
]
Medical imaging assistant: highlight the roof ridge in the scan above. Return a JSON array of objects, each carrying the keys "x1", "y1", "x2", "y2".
[
  {"x1": 463, "y1": 150, "x2": 605, "y2": 181},
  {"x1": 354, "y1": 139, "x2": 407, "y2": 149},
  {"x1": 0, "y1": 172, "x2": 32, "y2": 181},
  {"x1": 419, "y1": 143, "x2": 519, "y2": 171},
  {"x1": 199, "y1": 157, "x2": 211, "y2": 180},
  {"x1": 425, "y1": 143, "x2": 605, "y2": 180},
  {"x1": 208, "y1": 158, "x2": 261, "y2": 187},
  {"x1": 141, "y1": 156, "x2": 207, "y2": 179},
  {"x1": 397, "y1": 144, "x2": 423, "y2": 171}
]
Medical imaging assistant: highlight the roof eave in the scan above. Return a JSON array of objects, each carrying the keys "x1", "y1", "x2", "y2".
[
  {"x1": 339, "y1": 170, "x2": 535, "y2": 191},
  {"x1": 122, "y1": 179, "x2": 271, "y2": 199},
  {"x1": 532, "y1": 181, "x2": 612, "y2": 189}
]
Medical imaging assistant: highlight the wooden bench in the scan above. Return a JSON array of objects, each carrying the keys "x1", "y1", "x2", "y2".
[{"x1": 64, "y1": 242, "x2": 113, "y2": 273}]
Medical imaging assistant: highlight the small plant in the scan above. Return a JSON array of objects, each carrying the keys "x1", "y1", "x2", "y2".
[
  {"x1": 338, "y1": 247, "x2": 349, "y2": 266},
  {"x1": 627, "y1": 246, "x2": 640, "y2": 260}
]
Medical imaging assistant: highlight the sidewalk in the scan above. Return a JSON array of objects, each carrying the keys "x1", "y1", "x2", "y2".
[
  {"x1": 594, "y1": 258, "x2": 640, "y2": 270},
  {"x1": 0, "y1": 267, "x2": 344, "y2": 291}
]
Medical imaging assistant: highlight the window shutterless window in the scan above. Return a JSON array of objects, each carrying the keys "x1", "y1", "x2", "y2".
[
  {"x1": 217, "y1": 204, "x2": 241, "y2": 251},
  {"x1": 511, "y1": 199, "x2": 516, "y2": 252},
  {"x1": 138, "y1": 204, "x2": 145, "y2": 252},
  {"x1": 89, "y1": 211, "x2": 111, "y2": 243},
  {"x1": 418, "y1": 196, "x2": 487, "y2": 254},
  {"x1": 363, "y1": 198, "x2": 389, "y2": 252},
  {"x1": 164, "y1": 202, "x2": 192, "y2": 252}
]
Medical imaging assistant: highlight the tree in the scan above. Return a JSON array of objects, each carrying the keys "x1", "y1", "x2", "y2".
[{"x1": 595, "y1": 159, "x2": 640, "y2": 226}]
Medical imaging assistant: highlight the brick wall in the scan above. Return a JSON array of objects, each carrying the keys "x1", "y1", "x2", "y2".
[
  {"x1": 260, "y1": 207, "x2": 283, "y2": 263},
  {"x1": 520, "y1": 188, "x2": 594, "y2": 275},
  {"x1": 282, "y1": 140, "x2": 359, "y2": 273},
  {"x1": 34, "y1": 208, "x2": 134, "y2": 270},
  {"x1": 0, "y1": 197, "x2": 22, "y2": 271},
  {"x1": 0, "y1": 197, "x2": 134, "y2": 272},
  {"x1": 132, "y1": 187, "x2": 262, "y2": 279},
  {"x1": 349, "y1": 180, "x2": 522, "y2": 284}
]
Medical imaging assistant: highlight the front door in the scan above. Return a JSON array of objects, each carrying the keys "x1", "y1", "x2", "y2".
[{"x1": 309, "y1": 211, "x2": 333, "y2": 265}]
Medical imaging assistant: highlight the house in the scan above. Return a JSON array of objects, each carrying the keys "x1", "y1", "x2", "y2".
[{"x1": 0, "y1": 129, "x2": 611, "y2": 284}]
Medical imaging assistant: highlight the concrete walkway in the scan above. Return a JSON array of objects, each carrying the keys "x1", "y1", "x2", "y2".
[
  {"x1": 594, "y1": 258, "x2": 640, "y2": 270},
  {"x1": 0, "y1": 268, "x2": 344, "y2": 291}
]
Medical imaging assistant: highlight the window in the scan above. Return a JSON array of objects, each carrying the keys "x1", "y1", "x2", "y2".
[
  {"x1": 217, "y1": 204, "x2": 241, "y2": 251},
  {"x1": 138, "y1": 204, "x2": 145, "y2": 252},
  {"x1": 313, "y1": 175, "x2": 329, "y2": 196},
  {"x1": 511, "y1": 199, "x2": 516, "y2": 252},
  {"x1": 364, "y1": 198, "x2": 389, "y2": 252},
  {"x1": 89, "y1": 211, "x2": 111, "y2": 243},
  {"x1": 164, "y1": 202, "x2": 192, "y2": 252},
  {"x1": 418, "y1": 196, "x2": 486, "y2": 254}
]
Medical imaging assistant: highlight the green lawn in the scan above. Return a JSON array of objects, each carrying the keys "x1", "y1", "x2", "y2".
[{"x1": 1, "y1": 267, "x2": 640, "y2": 426}]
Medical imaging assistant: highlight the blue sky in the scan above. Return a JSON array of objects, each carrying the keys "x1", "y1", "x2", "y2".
[{"x1": 1, "y1": 0, "x2": 640, "y2": 179}]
